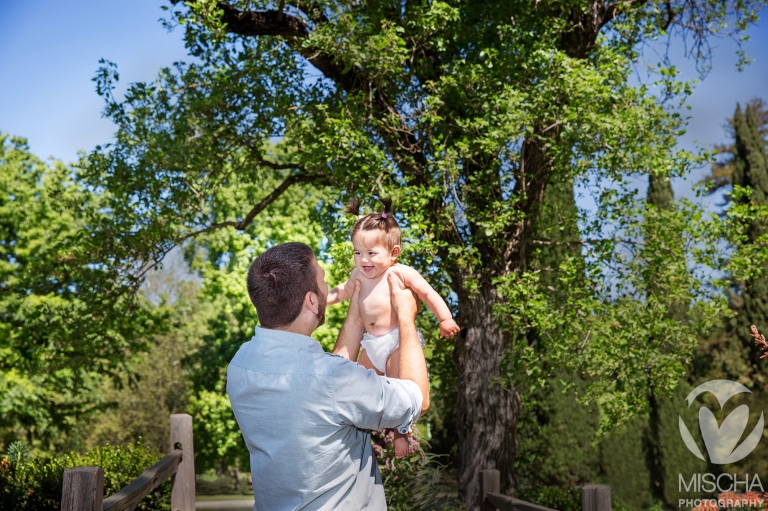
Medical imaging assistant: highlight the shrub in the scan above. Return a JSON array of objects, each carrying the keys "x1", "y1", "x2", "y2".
[
  {"x1": 371, "y1": 429, "x2": 461, "y2": 511},
  {"x1": 516, "y1": 485, "x2": 635, "y2": 511},
  {"x1": 516, "y1": 486, "x2": 583, "y2": 511},
  {"x1": 0, "y1": 441, "x2": 170, "y2": 510}
]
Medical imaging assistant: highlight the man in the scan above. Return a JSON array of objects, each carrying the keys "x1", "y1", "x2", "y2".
[{"x1": 227, "y1": 242, "x2": 429, "y2": 510}]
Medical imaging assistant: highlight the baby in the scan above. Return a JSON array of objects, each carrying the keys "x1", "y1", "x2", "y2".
[{"x1": 327, "y1": 198, "x2": 460, "y2": 457}]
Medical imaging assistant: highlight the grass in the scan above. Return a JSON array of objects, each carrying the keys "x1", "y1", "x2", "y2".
[{"x1": 195, "y1": 471, "x2": 253, "y2": 496}]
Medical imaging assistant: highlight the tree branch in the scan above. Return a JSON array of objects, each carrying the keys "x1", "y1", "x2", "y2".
[
  {"x1": 601, "y1": 0, "x2": 651, "y2": 30},
  {"x1": 217, "y1": 3, "x2": 360, "y2": 91},
  {"x1": 560, "y1": 0, "x2": 650, "y2": 58},
  {"x1": 176, "y1": 172, "x2": 320, "y2": 244},
  {"x1": 529, "y1": 238, "x2": 624, "y2": 246},
  {"x1": 214, "y1": 3, "x2": 430, "y2": 176},
  {"x1": 255, "y1": 159, "x2": 304, "y2": 171}
]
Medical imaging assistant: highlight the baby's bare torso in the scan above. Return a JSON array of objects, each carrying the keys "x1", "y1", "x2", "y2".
[{"x1": 354, "y1": 265, "x2": 404, "y2": 336}]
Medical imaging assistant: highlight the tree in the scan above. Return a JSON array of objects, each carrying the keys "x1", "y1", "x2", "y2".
[
  {"x1": 643, "y1": 171, "x2": 677, "y2": 505},
  {"x1": 0, "y1": 134, "x2": 164, "y2": 450},
  {"x1": 81, "y1": 1, "x2": 765, "y2": 505},
  {"x1": 513, "y1": 177, "x2": 595, "y2": 486},
  {"x1": 78, "y1": 278, "x2": 203, "y2": 455},
  {"x1": 692, "y1": 103, "x2": 768, "y2": 393},
  {"x1": 731, "y1": 104, "x2": 768, "y2": 371},
  {"x1": 647, "y1": 173, "x2": 675, "y2": 212},
  {"x1": 702, "y1": 98, "x2": 768, "y2": 193}
]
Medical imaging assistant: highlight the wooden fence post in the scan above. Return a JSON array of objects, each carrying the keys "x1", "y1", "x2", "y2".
[
  {"x1": 480, "y1": 469, "x2": 500, "y2": 511},
  {"x1": 60, "y1": 466, "x2": 104, "y2": 511},
  {"x1": 583, "y1": 484, "x2": 611, "y2": 511},
  {"x1": 170, "y1": 413, "x2": 195, "y2": 511}
]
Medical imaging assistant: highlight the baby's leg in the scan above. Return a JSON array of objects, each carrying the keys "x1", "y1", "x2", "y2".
[
  {"x1": 386, "y1": 348, "x2": 410, "y2": 458},
  {"x1": 358, "y1": 348, "x2": 384, "y2": 376}
]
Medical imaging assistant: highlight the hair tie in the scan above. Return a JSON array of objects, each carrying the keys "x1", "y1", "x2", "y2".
[{"x1": 381, "y1": 212, "x2": 388, "y2": 218}]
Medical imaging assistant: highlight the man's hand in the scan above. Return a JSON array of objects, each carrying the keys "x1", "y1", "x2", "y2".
[
  {"x1": 346, "y1": 279, "x2": 363, "y2": 326},
  {"x1": 388, "y1": 273, "x2": 418, "y2": 321},
  {"x1": 388, "y1": 272, "x2": 429, "y2": 415},
  {"x1": 331, "y1": 280, "x2": 364, "y2": 361}
]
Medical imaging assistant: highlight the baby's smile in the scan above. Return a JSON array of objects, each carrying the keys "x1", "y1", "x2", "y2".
[{"x1": 352, "y1": 232, "x2": 399, "y2": 280}]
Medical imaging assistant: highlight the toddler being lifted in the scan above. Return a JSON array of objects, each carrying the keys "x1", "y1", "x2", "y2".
[{"x1": 327, "y1": 198, "x2": 460, "y2": 457}]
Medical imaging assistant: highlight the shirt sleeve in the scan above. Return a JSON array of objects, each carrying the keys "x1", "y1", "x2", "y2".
[{"x1": 330, "y1": 355, "x2": 423, "y2": 434}]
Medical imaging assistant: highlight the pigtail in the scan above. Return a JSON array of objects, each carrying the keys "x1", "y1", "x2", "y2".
[
  {"x1": 345, "y1": 198, "x2": 362, "y2": 216},
  {"x1": 347, "y1": 196, "x2": 401, "y2": 249},
  {"x1": 378, "y1": 197, "x2": 393, "y2": 216}
]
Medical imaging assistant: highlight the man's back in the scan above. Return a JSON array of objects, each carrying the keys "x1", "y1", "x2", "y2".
[{"x1": 227, "y1": 327, "x2": 421, "y2": 511}]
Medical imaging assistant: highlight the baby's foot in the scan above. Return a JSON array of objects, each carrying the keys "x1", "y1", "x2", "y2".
[{"x1": 394, "y1": 436, "x2": 409, "y2": 458}]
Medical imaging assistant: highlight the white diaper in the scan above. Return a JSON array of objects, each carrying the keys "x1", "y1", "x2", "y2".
[{"x1": 360, "y1": 327, "x2": 425, "y2": 375}]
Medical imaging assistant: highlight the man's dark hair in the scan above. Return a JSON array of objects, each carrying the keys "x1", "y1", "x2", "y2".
[{"x1": 247, "y1": 242, "x2": 320, "y2": 328}]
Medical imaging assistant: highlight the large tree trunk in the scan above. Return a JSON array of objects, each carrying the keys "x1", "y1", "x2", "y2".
[{"x1": 454, "y1": 283, "x2": 520, "y2": 509}]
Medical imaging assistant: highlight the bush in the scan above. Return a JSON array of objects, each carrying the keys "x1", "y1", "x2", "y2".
[
  {"x1": 371, "y1": 429, "x2": 461, "y2": 511},
  {"x1": 0, "y1": 441, "x2": 170, "y2": 510},
  {"x1": 516, "y1": 486, "x2": 583, "y2": 511},
  {"x1": 516, "y1": 485, "x2": 635, "y2": 511}
]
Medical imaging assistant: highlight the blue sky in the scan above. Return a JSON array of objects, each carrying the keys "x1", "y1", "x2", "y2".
[
  {"x1": 0, "y1": 1, "x2": 189, "y2": 163},
  {"x1": 1, "y1": 1, "x2": 767, "y2": 205}
]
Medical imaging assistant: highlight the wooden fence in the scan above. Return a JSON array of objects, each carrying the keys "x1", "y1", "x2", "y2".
[
  {"x1": 480, "y1": 469, "x2": 612, "y2": 511},
  {"x1": 60, "y1": 414, "x2": 195, "y2": 511}
]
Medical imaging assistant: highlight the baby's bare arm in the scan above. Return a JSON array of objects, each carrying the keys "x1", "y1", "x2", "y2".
[
  {"x1": 327, "y1": 270, "x2": 358, "y2": 305},
  {"x1": 398, "y1": 266, "x2": 452, "y2": 322},
  {"x1": 399, "y1": 266, "x2": 460, "y2": 338}
]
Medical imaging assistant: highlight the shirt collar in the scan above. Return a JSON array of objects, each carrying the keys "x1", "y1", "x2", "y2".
[{"x1": 253, "y1": 326, "x2": 323, "y2": 352}]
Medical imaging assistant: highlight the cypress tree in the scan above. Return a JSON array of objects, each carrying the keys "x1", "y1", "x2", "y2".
[
  {"x1": 515, "y1": 178, "x2": 601, "y2": 488},
  {"x1": 703, "y1": 97, "x2": 768, "y2": 193},
  {"x1": 644, "y1": 171, "x2": 676, "y2": 505},
  {"x1": 642, "y1": 170, "x2": 707, "y2": 507},
  {"x1": 531, "y1": 177, "x2": 582, "y2": 286},
  {"x1": 732, "y1": 104, "x2": 768, "y2": 370},
  {"x1": 647, "y1": 172, "x2": 674, "y2": 212}
]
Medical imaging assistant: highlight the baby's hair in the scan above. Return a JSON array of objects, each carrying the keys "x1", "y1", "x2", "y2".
[{"x1": 346, "y1": 197, "x2": 401, "y2": 250}]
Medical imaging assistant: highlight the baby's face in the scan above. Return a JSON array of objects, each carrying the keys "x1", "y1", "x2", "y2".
[{"x1": 352, "y1": 232, "x2": 399, "y2": 279}]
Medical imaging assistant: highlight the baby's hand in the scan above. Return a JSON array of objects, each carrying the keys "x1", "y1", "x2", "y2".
[{"x1": 439, "y1": 319, "x2": 460, "y2": 339}]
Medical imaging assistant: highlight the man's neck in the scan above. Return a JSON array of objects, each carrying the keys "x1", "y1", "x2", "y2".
[{"x1": 272, "y1": 321, "x2": 315, "y2": 337}]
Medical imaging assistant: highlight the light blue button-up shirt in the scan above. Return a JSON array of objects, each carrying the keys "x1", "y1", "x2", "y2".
[{"x1": 227, "y1": 327, "x2": 423, "y2": 511}]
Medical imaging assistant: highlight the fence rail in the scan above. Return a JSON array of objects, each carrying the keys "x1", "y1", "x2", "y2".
[
  {"x1": 102, "y1": 449, "x2": 182, "y2": 511},
  {"x1": 480, "y1": 469, "x2": 612, "y2": 511},
  {"x1": 60, "y1": 414, "x2": 195, "y2": 511}
]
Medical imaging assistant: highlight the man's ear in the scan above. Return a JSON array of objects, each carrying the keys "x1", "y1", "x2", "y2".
[
  {"x1": 305, "y1": 291, "x2": 319, "y2": 315},
  {"x1": 391, "y1": 245, "x2": 401, "y2": 258}
]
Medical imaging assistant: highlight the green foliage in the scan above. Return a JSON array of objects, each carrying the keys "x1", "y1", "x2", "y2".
[
  {"x1": 0, "y1": 441, "x2": 170, "y2": 510},
  {"x1": 647, "y1": 173, "x2": 675, "y2": 212},
  {"x1": 730, "y1": 104, "x2": 768, "y2": 372},
  {"x1": 92, "y1": 3, "x2": 763, "y2": 420},
  {"x1": 371, "y1": 430, "x2": 461, "y2": 511},
  {"x1": 0, "y1": 134, "x2": 167, "y2": 449},
  {"x1": 25, "y1": 0, "x2": 768, "y2": 500},
  {"x1": 74, "y1": 276, "x2": 203, "y2": 454},
  {"x1": 515, "y1": 377, "x2": 601, "y2": 488},
  {"x1": 188, "y1": 390, "x2": 248, "y2": 474},
  {"x1": 5, "y1": 441, "x2": 31, "y2": 470},
  {"x1": 516, "y1": 486, "x2": 583, "y2": 511},
  {"x1": 599, "y1": 381, "x2": 707, "y2": 509},
  {"x1": 495, "y1": 177, "x2": 768, "y2": 433},
  {"x1": 703, "y1": 98, "x2": 768, "y2": 192}
]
